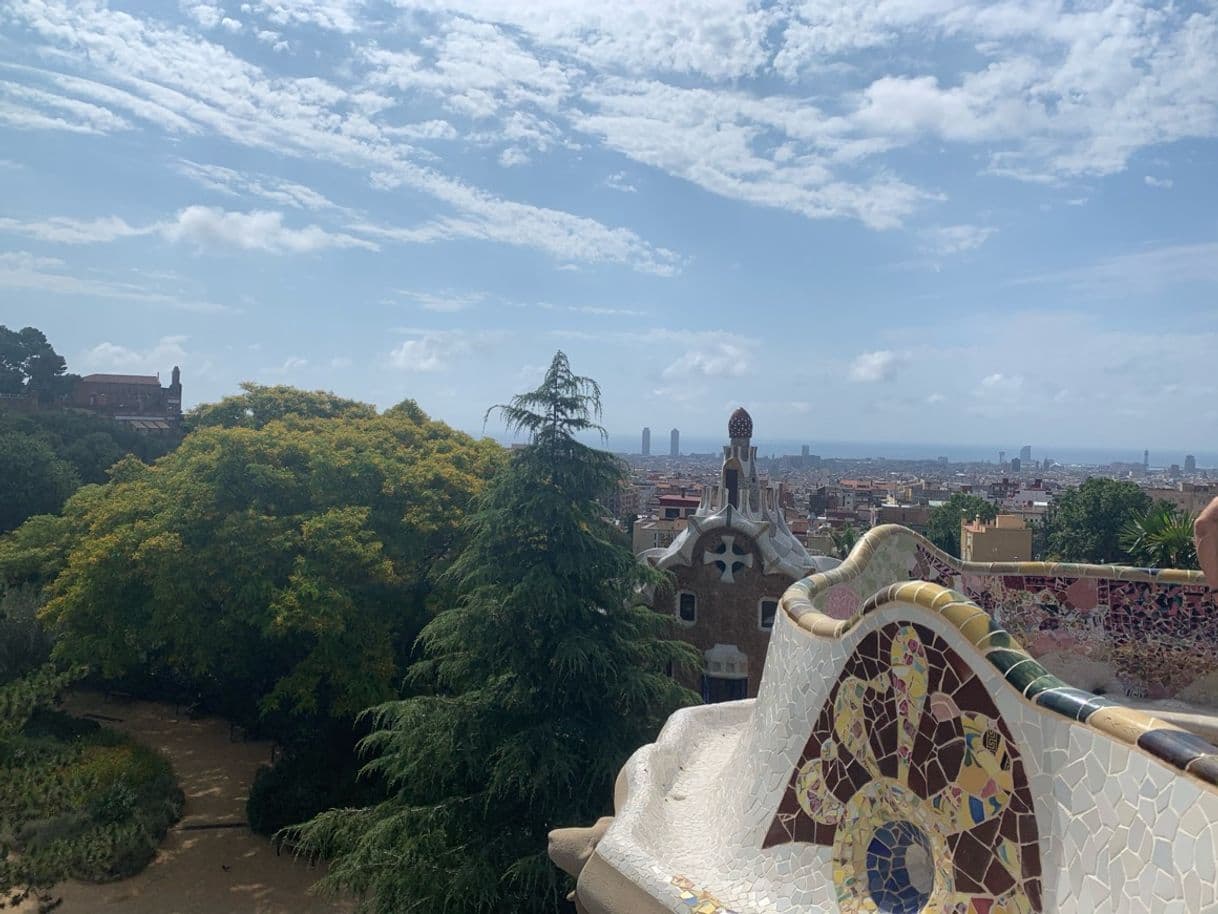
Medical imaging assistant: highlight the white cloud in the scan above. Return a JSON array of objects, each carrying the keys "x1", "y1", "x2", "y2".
[
  {"x1": 329, "y1": 356, "x2": 352, "y2": 368},
  {"x1": 161, "y1": 205, "x2": 378, "y2": 253},
  {"x1": 980, "y1": 372, "x2": 1024, "y2": 392},
  {"x1": 0, "y1": 250, "x2": 234, "y2": 312},
  {"x1": 182, "y1": 2, "x2": 223, "y2": 29},
  {"x1": 1144, "y1": 175, "x2": 1173, "y2": 189},
  {"x1": 0, "y1": 215, "x2": 150, "y2": 244},
  {"x1": 253, "y1": 0, "x2": 364, "y2": 32},
  {"x1": 0, "y1": 81, "x2": 131, "y2": 134},
  {"x1": 922, "y1": 224, "x2": 996, "y2": 256},
  {"x1": 926, "y1": 393, "x2": 946, "y2": 404},
  {"x1": 396, "y1": 290, "x2": 485, "y2": 312},
  {"x1": 848, "y1": 350, "x2": 905, "y2": 383},
  {"x1": 83, "y1": 335, "x2": 189, "y2": 371},
  {"x1": 173, "y1": 160, "x2": 346, "y2": 211},
  {"x1": 4, "y1": 1, "x2": 679, "y2": 273},
  {"x1": 1016, "y1": 241, "x2": 1218, "y2": 298},
  {"x1": 498, "y1": 147, "x2": 529, "y2": 167},
  {"x1": 662, "y1": 340, "x2": 753, "y2": 379},
  {"x1": 604, "y1": 171, "x2": 636, "y2": 193},
  {"x1": 0, "y1": 204, "x2": 379, "y2": 254},
  {"x1": 387, "y1": 330, "x2": 483, "y2": 372},
  {"x1": 281, "y1": 355, "x2": 308, "y2": 371}
]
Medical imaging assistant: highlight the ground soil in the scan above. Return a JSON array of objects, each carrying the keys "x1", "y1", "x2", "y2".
[{"x1": 17, "y1": 691, "x2": 354, "y2": 914}]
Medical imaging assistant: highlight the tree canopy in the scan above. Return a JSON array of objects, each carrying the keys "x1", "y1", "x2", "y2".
[
  {"x1": 927, "y1": 493, "x2": 997, "y2": 557},
  {"x1": 0, "y1": 404, "x2": 503, "y2": 738},
  {"x1": 1042, "y1": 477, "x2": 1152, "y2": 564},
  {"x1": 0, "y1": 434, "x2": 79, "y2": 534},
  {"x1": 289, "y1": 352, "x2": 698, "y2": 914},
  {"x1": 0, "y1": 326, "x2": 77, "y2": 404},
  {"x1": 186, "y1": 382, "x2": 377, "y2": 430}
]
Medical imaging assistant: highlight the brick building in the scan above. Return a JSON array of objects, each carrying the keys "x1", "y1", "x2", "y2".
[
  {"x1": 71, "y1": 366, "x2": 182, "y2": 433},
  {"x1": 641, "y1": 408, "x2": 837, "y2": 701}
]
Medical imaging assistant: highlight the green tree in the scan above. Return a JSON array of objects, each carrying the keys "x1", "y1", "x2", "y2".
[
  {"x1": 831, "y1": 524, "x2": 860, "y2": 559},
  {"x1": 1043, "y1": 477, "x2": 1152, "y2": 564},
  {"x1": 1119, "y1": 501, "x2": 1198, "y2": 569},
  {"x1": 0, "y1": 326, "x2": 78, "y2": 403},
  {"x1": 6, "y1": 402, "x2": 502, "y2": 738},
  {"x1": 186, "y1": 382, "x2": 377, "y2": 430},
  {"x1": 927, "y1": 494, "x2": 997, "y2": 557},
  {"x1": 0, "y1": 434, "x2": 80, "y2": 533},
  {"x1": 288, "y1": 352, "x2": 698, "y2": 914}
]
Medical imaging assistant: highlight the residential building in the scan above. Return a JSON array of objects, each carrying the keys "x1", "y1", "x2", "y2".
[{"x1": 961, "y1": 514, "x2": 1033, "y2": 562}]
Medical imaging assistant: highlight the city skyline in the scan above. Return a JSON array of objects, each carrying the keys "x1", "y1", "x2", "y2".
[{"x1": 2, "y1": 1, "x2": 1217, "y2": 447}]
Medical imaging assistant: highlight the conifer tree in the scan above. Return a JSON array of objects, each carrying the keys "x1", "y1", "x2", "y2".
[{"x1": 290, "y1": 351, "x2": 698, "y2": 913}]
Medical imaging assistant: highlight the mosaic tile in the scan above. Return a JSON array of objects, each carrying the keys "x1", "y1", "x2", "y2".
[{"x1": 765, "y1": 621, "x2": 1042, "y2": 912}]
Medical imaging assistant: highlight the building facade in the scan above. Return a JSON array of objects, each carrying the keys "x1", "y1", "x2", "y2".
[
  {"x1": 641, "y1": 426, "x2": 651, "y2": 456},
  {"x1": 960, "y1": 513, "x2": 1032, "y2": 562},
  {"x1": 669, "y1": 427, "x2": 679, "y2": 457},
  {"x1": 640, "y1": 408, "x2": 836, "y2": 700},
  {"x1": 70, "y1": 367, "x2": 182, "y2": 432}
]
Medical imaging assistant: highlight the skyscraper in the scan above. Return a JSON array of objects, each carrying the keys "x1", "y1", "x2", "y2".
[
  {"x1": 1011, "y1": 457, "x2": 1021, "y2": 474},
  {"x1": 642, "y1": 427, "x2": 651, "y2": 456},
  {"x1": 999, "y1": 451, "x2": 1006, "y2": 466},
  {"x1": 1186, "y1": 454, "x2": 1197, "y2": 473},
  {"x1": 670, "y1": 428, "x2": 679, "y2": 457},
  {"x1": 1144, "y1": 449, "x2": 1150, "y2": 472},
  {"x1": 1019, "y1": 445, "x2": 1032, "y2": 462}
]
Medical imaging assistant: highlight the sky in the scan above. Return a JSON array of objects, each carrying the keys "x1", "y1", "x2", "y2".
[{"x1": 1, "y1": 0, "x2": 1217, "y2": 453}]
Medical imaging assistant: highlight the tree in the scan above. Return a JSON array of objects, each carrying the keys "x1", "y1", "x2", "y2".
[
  {"x1": 831, "y1": 524, "x2": 860, "y2": 559},
  {"x1": 1042, "y1": 477, "x2": 1152, "y2": 564},
  {"x1": 8, "y1": 402, "x2": 502, "y2": 739},
  {"x1": 1120, "y1": 501, "x2": 1198, "y2": 569},
  {"x1": 186, "y1": 382, "x2": 377, "y2": 430},
  {"x1": 0, "y1": 326, "x2": 78, "y2": 403},
  {"x1": 0, "y1": 434, "x2": 80, "y2": 533},
  {"x1": 927, "y1": 494, "x2": 997, "y2": 557},
  {"x1": 288, "y1": 352, "x2": 699, "y2": 914}
]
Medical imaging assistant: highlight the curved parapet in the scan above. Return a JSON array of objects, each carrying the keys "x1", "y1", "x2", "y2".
[{"x1": 554, "y1": 526, "x2": 1218, "y2": 914}]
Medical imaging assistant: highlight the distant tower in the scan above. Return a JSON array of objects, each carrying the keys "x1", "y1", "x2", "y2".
[
  {"x1": 1011, "y1": 457, "x2": 1021, "y2": 474},
  {"x1": 670, "y1": 428, "x2": 679, "y2": 457},
  {"x1": 1144, "y1": 449, "x2": 1150, "y2": 471},
  {"x1": 999, "y1": 450, "x2": 1006, "y2": 466},
  {"x1": 642, "y1": 427, "x2": 651, "y2": 457},
  {"x1": 1019, "y1": 445, "x2": 1031, "y2": 462},
  {"x1": 1186, "y1": 454, "x2": 1197, "y2": 473},
  {"x1": 167, "y1": 365, "x2": 183, "y2": 419}
]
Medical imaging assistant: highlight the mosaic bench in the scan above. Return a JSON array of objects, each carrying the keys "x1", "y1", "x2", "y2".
[{"x1": 550, "y1": 525, "x2": 1218, "y2": 914}]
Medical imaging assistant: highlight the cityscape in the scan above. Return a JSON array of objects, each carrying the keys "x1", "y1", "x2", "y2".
[
  {"x1": 3, "y1": 0, "x2": 1218, "y2": 911},
  {"x1": 624, "y1": 421, "x2": 1213, "y2": 564}
]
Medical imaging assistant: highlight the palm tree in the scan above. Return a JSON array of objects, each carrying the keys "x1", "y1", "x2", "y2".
[{"x1": 1120, "y1": 502, "x2": 1198, "y2": 569}]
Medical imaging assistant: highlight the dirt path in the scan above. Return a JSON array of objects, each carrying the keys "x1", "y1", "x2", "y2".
[{"x1": 21, "y1": 692, "x2": 354, "y2": 914}]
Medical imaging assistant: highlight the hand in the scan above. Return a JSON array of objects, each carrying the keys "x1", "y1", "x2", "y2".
[{"x1": 1195, "y1": 497, "x2": 1218, "y2": 588}]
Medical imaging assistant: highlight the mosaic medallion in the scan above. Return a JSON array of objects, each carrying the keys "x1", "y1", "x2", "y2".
[{"x1": 765, "y1": 622, "x2": 1042, "y2": 914}]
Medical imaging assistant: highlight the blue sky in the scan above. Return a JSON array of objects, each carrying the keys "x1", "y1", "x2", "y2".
[{"x1": 1, "y1": 0, "x2": 1217, "y2": 451}]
